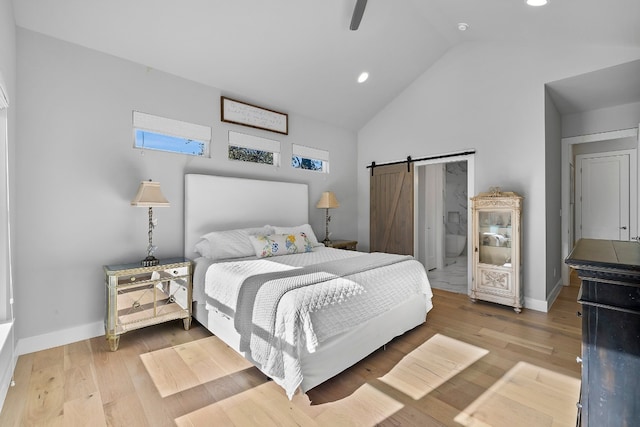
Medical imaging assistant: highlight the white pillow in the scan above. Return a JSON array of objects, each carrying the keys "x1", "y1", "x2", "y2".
[
  {"x1": 271, "y1": 224, "x2": 322, "y2": 247},
  {"x1": 194, "y1": 226, "x2": 274, "y2": 260},
  {"x1": 248, "y1": 233, "x2": 313, "y2": 258}
]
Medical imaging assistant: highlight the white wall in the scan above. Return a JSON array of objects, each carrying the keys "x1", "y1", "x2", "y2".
[
  {"x1": 563, "y1": 101, "x2": 640, "y2": 137},
  {"x1": 15, "y1": 29, "x2": 357, "y2": 351},
  {"x1": 544, "y1": 87, "x2": 563, "y2": 304},
  {"x1": 357, "y1": 41, "x2": 640, "y2": 307}
]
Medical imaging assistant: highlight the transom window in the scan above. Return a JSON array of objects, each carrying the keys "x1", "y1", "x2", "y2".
[
  {"x1": 292, "y1": 144, "x2": 329, "y2": 173},
  {"x1": 133, "y1": 111, "x2": 211, "y2": 157},
  {"x1": 228, "y1": 131, "x2": 280, "y2": 166}
]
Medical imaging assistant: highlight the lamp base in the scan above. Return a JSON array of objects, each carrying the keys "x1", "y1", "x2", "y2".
[{"x1": 141, "y1": 256, "x2": 160, "y2": 267}]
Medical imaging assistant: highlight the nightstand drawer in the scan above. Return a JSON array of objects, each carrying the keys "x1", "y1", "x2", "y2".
[
  {"x1": 115, "y1": 265, "x2": 189, "y2": 286},
  {"x1": 164, "y1": 266, "x2": 190, "y2": 277},
  {"x1": 117, "y1": 272, "x2": 153, "y2": 286}
]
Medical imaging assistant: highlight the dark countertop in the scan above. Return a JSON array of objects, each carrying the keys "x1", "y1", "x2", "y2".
[{"x1": 566, "y1": 238, "x2": 640, "y2": 272}]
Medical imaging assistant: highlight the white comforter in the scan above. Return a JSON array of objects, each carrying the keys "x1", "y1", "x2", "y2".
[{"x1": 204, "y1": 247, "x2": 432, "y2": 398}]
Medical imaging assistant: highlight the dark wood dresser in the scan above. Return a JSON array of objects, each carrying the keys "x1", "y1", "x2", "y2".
[{"x1": 565, "y1": 238, "x2": 640, "y2": 426}]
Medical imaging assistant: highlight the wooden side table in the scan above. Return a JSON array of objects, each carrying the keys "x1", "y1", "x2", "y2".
[
  {"x1": 104, "y1": 257, "x2": 192, "y2": 351},
  {"x1": 326, "y1": 240, "x2": 358, "y2": 251}
]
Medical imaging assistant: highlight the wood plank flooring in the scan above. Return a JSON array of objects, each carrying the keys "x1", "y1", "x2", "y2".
[{"x1": 0, "y1": 282, "x2": 582, "y2": 426}]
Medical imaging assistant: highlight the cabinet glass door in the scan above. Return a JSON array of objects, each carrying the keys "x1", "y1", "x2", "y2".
[{"x1": 478, "y1": 210, "x2": 513, "y2": 267}]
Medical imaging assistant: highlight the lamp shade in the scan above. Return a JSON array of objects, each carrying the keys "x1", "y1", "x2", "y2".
[
  {"x1": 316, "y1": 191, "x2": 340, "y2": 209},
  {"x1": 130, "y1": 180, "x2": 170, "y2": 207}
]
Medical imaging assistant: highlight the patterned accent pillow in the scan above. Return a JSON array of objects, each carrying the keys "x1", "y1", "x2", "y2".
[
  {"x1": 249, "y1": 233, "x2": 313, "y2": 258},
  {"x1": 271, "y1": 224, "x2": 323, "y2": 247}
]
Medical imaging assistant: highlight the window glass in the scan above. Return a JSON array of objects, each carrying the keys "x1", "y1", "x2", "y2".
[
  {"x1": 292, "y1": 156, "x2": 324, "y2": 171},
  {"x1": 229, "y1": 146, "x2": 275, "y2": 165},
  {"x1": 134, "y1": 130, "x2": 207, "y2": 156}
]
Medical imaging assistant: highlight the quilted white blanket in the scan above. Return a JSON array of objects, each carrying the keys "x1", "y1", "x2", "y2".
[{"x1": 204, "y1": 248, "x2": 431, "y2": 398}]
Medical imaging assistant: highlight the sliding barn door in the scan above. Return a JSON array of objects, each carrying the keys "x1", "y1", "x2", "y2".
[{"x1": 370, "y1": 163, "x2": 414, "y2": 255}]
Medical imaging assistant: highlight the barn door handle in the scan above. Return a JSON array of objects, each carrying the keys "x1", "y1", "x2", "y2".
[{"x1": 620, "y1": 226, "x2": 627, "y2": 230}]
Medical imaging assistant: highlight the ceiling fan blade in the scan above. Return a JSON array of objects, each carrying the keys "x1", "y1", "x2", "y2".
[{"x1": 350, "y1": 0, "x2": 368, "y2": 31}]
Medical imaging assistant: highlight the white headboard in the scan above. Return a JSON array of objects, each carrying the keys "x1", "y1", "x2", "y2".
[{"x1": 184, "y1": 174, "x2": 309, "y2": 260}]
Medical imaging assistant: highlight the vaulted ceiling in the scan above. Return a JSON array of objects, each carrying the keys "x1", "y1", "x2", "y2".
[{"x1": 12, "y1": 0, "x2": 640, "y2": 130}]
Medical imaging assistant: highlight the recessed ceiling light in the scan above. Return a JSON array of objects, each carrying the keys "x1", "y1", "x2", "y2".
[
  {"x1": 457, "y1": 23, "x2": 469, "y2": 31},
  {"x1": 358, "y1": 72, "x2": 369, "y2": 83},
  {"x1": 526, "y1": 0, "x2": 548, "y2": 6}
]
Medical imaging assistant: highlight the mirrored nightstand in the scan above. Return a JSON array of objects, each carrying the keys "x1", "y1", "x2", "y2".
[{"x1": 104, "y1": 257, "x2": 192, "y2": 351}]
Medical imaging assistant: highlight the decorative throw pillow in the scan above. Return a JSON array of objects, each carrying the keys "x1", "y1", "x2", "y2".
[
  {"x1": 271, "y1": 224, "x2": 322, "y2": 247},
  {"x1": 194, "y1": 225, "x2": 274, "y2": 260},
  {"x1": 249, "y1": 233, "x2": 313, "y2": 258}
]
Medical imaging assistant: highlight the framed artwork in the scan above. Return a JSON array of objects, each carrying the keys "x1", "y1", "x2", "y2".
[{"x1": 221, "y1": 96, "x2": 288, "y2": 135}]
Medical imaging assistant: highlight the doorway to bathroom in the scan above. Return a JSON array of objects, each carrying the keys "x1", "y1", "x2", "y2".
[{"x1": 416, "y1": 156, "x2": 473, "y2": 294}]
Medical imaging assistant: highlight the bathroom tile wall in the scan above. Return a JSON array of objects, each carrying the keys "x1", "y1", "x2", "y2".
[{"x1": 445, "y1": 161, "x2": 468, "y2": 236}]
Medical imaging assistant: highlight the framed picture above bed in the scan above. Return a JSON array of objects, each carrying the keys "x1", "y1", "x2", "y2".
[{"x1": 221, "y1": 96, "x2": 288, "y2": 135}]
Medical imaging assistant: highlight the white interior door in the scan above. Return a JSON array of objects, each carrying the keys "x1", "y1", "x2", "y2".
[{"x1": 576, "y1": 152, "x2": 630, "y2": 240}]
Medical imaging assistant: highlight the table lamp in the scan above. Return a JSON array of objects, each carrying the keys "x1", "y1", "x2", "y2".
[
  {"x1": 316, "y1": 191, "x2": 340, "y2": 245},
  {"x1": 131, "y1": 180, "x2": 170, "y2": 266}
]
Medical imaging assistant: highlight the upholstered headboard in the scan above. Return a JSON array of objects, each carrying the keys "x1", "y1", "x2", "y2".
[{"x1": 184, "y1": 174, "x2": 309, "y2": 260}]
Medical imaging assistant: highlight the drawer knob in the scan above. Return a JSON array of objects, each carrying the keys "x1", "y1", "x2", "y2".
[
  {"x1": 576, "y1": 311, "x2": 582, "y2": 317},
  {"x1": 576, "y1": 402, "x2": 582, "y2": 409},
  {"x1": 130, "y1": 277, "x2": 136, "y2": 282},
  {"x1": 576, "y1": 356, "x2": 582, "y2": 364},
  {"x1": 173, "y1": 270, "x2": 179, "y2": 275}
]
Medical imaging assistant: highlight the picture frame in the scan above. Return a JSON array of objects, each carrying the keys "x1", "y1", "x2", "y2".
[{"x1": 221, "y1": 96, "x2": 288, "y2": 135}]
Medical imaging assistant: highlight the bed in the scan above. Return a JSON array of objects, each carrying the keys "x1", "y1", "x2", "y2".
[{"x1": 184, "y1": 174, "x2": 433, "y2": 399}]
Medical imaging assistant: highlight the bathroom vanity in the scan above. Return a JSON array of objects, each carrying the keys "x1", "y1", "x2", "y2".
[{"x1": 470, "y1": 188, "x2": 524, "y2": 312}]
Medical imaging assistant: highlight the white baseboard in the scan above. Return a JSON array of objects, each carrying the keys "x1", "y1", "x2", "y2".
[
  {"x1": 16, "y1": 321, "x2": 104, "y2": 356},
  {"x1": 0, "y1": 321, "x2": 15, "y2": 413},
  {"x1": 524, "y1": 296, "x2": 548, "y2": 312},
  {"x1": 523, "y1": 278, "x2": 564, "y2": 313},
  {"x1": 545, "y1": 278, "x2": 565, "y2": 311}
]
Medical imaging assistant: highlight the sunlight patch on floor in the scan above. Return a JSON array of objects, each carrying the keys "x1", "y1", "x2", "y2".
[
  {"x1": 141, "y1": 336, "x2": 253, "y2": 397},
  {"x1": 455, "y1": 361, "x2": 581, "y2": 427},
  {"x1": 379, "y1": 333, "x2": 489, "y2": 400},
  {"x1": 175, "y1": 381, "x2": 403, "y2": 427}
]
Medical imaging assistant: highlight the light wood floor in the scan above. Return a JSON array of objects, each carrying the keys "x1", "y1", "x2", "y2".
[{"x1": 0, "y1": 282, "x2": 582, "y2": 426}]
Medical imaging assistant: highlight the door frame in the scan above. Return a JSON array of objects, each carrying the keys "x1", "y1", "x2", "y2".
[
  {"x1": 414, "y1": 152, "x2": 475, "y2": 292},
  {"x1": 560, "y1": 127, "x2": 639, "y2": 286},
  {"x1": 420, "y1": 163, "x2": 444, "y2": 271}
]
